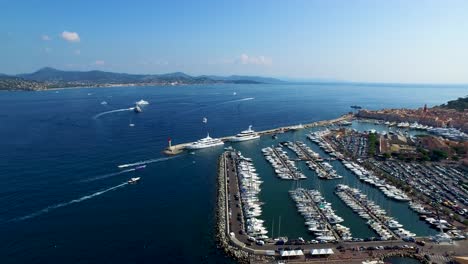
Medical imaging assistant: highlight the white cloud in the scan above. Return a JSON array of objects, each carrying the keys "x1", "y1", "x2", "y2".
[
  {"x1": 41, "y1": 35, "x2": 51, "y2": 41},
  {"x1": 61, "y1": 31, "x2": 80, "y2": 42},
  {"x1": 74, "y1": 49, "x2": 81, "y2": 55},
  {"x1": 239, "y1": 54, "x2": 272, "y2": 66},
  {"x1": 94, "y1": 60, "x2": 105, "y2": 65}
]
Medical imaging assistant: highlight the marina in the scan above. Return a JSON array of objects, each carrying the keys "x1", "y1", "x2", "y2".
[
  {"x1": 290, "y1": 188, "x2": 350, "y2": 241},
  {"x1": 262, "y1": 146, "x2": 307, "y2": 180},
  {"x1": 218, "y1": 143, "x2": 467, "y2": 263},
  {"x1": 213, "y1": 117, "x2": 467, "y2": 263},
  {"x1": 286, "y1": 141, "x2": 343, "y2": 180}
]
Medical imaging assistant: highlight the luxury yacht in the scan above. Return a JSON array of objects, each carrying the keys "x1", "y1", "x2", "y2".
[
  {"x1": 185, "y1": 134, "x2": 224, "y2": 149},
  {"x1": 289, "y1": 124, "x2": 305, "y2": 130},
  {"x1": 229, "y1": 125, "x2": 260, "y2": 142}
]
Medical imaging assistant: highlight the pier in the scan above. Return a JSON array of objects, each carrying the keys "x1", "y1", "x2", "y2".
[
  {"x1": 164, "y1": 114, "x2": 353, "y2": 155},
  {"x1": 263, "y1": 146, "x2": 306, "y2": 180},
  {"x1": 336, "y1": 185, "x2": 398, "y2": 239},
  {"x1": 290, "y1": 188, "x2": 342, "y2": 241}
]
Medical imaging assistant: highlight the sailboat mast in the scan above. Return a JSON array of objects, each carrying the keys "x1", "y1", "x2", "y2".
[
  {"x1": 271, "y1": 219, "x2": 275, "y2": 239},
  {"x1": 278, "y1": 216, "x2": 281, "y2": 238}
]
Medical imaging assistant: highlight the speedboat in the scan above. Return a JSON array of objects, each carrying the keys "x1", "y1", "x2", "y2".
[
  {"x1": 128, "y1": 177, "x2": 141, "y2": 184},
  {"x1": 185, "y1": 133, "x2": 224, "y2": 150},
  {"x1": 134, "y1": 105, "x2": 142, "y2": 113},
  {"x1": 135, "y1": 165, "x2": 146, "y2": 170},
  {"x1": 229, "y1": 125, "x2": 260, "y2": 142}
]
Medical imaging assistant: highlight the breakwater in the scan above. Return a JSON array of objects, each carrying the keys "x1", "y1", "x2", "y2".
[
  {"x1": 164, "y1": 114, "x2": 353, "y2": 155},
  {"x1": 215, "y1": 154, "x2": 249, "y2": 263}
]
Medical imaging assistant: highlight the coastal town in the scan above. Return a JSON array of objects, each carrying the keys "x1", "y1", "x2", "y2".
[{"x1": 205, "y1": 98, "x2": 468, "y2": 263}]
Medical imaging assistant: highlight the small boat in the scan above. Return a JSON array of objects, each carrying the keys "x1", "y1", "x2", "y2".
[
  {"x1": 134, "y1": 105, "x2": 142, "y2": 113},
  {"x1": 136, "y1": 99, "x2": 149, "y2": 105},
  {"x1": 129, "y1": 123, "x2": 135, "y2": 127},
  {"x1": 272, "y1": 134, "x2": 278, "y2": 139},
  {"x1": 135, "y1": 165, "x2": 146, "y2": 170},
  {"x1": 128, "y1": 177, "x2": 141, "y2": 184},
  {"x1": 101, "y1": 101, "x2": 108, "y2": 105}
]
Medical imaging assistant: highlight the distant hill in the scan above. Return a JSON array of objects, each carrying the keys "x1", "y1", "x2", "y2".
[
  {"x1": 19, "y1": 67, "x2": 147, "y2": 83},
  {"x1": 439, "y1": 96, "x2": 468, "y2": 111},
  {"x1": 204, "y1": 75, "x2": 286, "y2": 84},
  {"x1": 0, "y1": 67, "x2": 285, "y2": 90}
]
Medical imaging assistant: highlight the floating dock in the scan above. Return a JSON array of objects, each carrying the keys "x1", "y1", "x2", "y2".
[{"x1": 163, "y1": 114, "x2": 353, "y2": 155}]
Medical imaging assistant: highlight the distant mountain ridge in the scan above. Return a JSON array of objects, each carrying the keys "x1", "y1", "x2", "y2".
[
  {"x1": 0, "y1": 67, "x2": 287, "y2": 90},
  {"x1": 203, "y1": 75, "x2": 287, "y2": 84}
]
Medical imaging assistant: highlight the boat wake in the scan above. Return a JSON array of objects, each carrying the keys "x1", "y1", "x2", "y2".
[
  {"x1": 79, "y1": 168, "x2": 136, "y2": 183},
  {"x1": 217, "y1": 97, "x2": 255, "y2": 105},
  {"x1": 93, "y1": 108, "x2": 134, "y2": 119},
  {"x1": 12, "y1": 182, "x2": 128, "y2": 222},
  {"x1": 117, "y1": 156, "x2": 180, "y2": 169}
]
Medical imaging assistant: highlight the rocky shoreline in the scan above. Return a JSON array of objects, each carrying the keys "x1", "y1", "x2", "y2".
[{"x1": 215, "y1": 154, "x2": 249, "y2": 263}]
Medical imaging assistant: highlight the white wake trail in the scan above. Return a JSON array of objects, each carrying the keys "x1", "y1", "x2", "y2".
[
  {"x1": 13, "y1": 182, "x2": 129, "y2": 222},
  {"x1": 217, "y1": 97, "x2": 255, "y2": 105},
  {"x1": 93, "y1": 108, "x2": 134, "y2": 119},
  {"x1": 79, "y1": 168, "x2": 136, "y2": 183},
  {"x1": 117, "y1": 156, "x2": 180, "y2": 169}
]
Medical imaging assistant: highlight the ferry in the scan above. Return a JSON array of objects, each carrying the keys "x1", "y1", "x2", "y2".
[
  {"x1": 229, "y1": 125, "x2": 260, "y2": 142},
  {"x1": 185, "y1": 133, "x2": 224, "y2": 149},
  {"x1": 128, "y1": 177, "x2": 141, "y2": 184}
]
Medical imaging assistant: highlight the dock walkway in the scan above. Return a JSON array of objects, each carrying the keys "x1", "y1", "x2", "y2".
[
  {"x1": 339, "y1": 187, "x2": 398, "y2": 239},
  {"x1": 297, "y1": 188, "x2": 341, "y2": 241}
]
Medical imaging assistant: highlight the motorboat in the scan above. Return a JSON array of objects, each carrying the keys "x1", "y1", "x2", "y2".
[
  {"x1": 229, "y1": 125, "x2": 260, "y2": 142},
  {"x1": 185, "y1": 134, "x2": 224, "y2": 150},
  {"x1": 128, "y1": 177, "x2": 141, "y2": 184},
  {"x1": 134, "y1": 105, "x2": 142, "y2": 113}
]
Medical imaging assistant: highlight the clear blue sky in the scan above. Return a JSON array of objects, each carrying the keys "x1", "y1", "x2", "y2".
[{"x1": 2, "y1": 0, "x2": 468, "y2": 83}]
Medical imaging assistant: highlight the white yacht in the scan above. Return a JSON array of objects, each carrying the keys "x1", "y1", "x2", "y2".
[
  {"x1": 229, "y1": 125, "x2": 260, "y2": 142},
  {"x1": 289, "y1": 123, "x2": 305, "y2": 130},
  {"x1": 128, "y1": 177, "x2": 141, "y2": 184},
  {"x1": 185, "y1": 134, "x2": 224, "y2": 149}
]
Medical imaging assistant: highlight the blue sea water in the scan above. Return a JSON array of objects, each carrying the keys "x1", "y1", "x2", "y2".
[{"x1": 0, "y1": 83, "x2": 466, "y2": 263}]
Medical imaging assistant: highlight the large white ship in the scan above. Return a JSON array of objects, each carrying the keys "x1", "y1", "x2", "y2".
[
  {"x1": 185, "y1": 134, "x2": 224, "y2": 149},
  {"x1": 229, "y1": 125, "x2": 260, "y2": 142}
]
